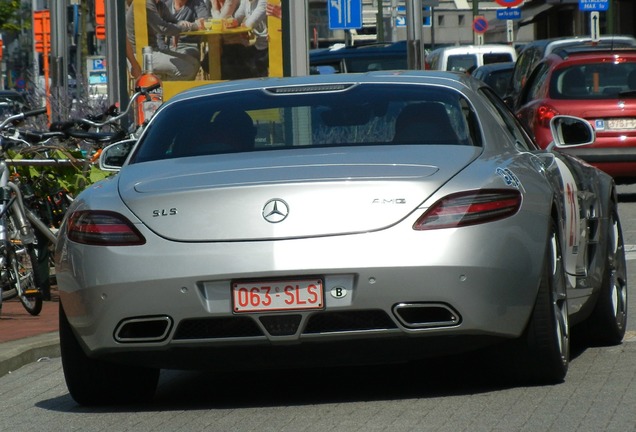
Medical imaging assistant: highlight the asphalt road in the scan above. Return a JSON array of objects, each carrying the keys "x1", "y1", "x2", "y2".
[{"x1": 2, "y1": 186, "x2": 636, "y2": 432}]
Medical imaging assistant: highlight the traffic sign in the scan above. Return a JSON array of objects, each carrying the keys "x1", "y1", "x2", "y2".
[
  {"x1": 494, "y1": 0, "x2": 524, "y2": 7},
  {"x1": 497, "y1": 8, "x2": 521, "y2": 20},
  {"x1": 590, "y1": 11, "x2": 600, "y2": 41},
  {"x1": 579, "y1": 0, "x2": 609, "y2": 11},
  {"x1": 328, "y1": 0, "x2": 362, "y2": 30},
  {"x1": 507, "y1": 19, "x2": 515, "y2": 43},
  {"x1": 473, "y1": 16, "x2": 488, "y2": 34},
  {"x1": 395, "y1": 6, "x2": 431, "y2": 28}
]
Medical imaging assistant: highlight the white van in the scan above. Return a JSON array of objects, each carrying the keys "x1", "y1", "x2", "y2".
[{"x1": 426, "y1": 45, "x2": 517, "y2": 73}]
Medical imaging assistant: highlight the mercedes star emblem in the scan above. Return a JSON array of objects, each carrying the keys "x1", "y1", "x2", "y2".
[{"x1": 262, "y1": 199, "x2": 289, "y2": 223}]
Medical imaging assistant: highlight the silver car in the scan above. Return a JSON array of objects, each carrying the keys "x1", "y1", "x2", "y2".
[{"x1": 56, "y1": 71, "x2": 628, "y2": 405}]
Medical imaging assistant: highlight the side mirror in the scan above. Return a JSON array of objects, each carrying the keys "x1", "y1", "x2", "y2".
[
  {"x1": 98, "y1": 139, "x2": 136, "y2": 172},
  {"x1": 549, "y1": 115, "x2": 595, "y2": 149}
]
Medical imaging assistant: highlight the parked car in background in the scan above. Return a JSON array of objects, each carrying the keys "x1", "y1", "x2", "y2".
[
  {"x1": 471, "y1": 62, "x2": 515, "y2": 98},
  {"x1": 516, "y1": 46, "x2": 636, "y2": 183},
  {"x1": 0, "y1": 90, "x2": 29, "y2": 118},
  {"x1": 57, "y1": 71, "x2": 627, "y2": 405},
  {"x1": 310, "y1": 41, "x2": 407, "y2": 74},
  {"x1": 507, "y1": 35, "x2": 636, "y2": 109},
  {"x1": 425, "y1": 44, "x2": 517, "y2": 73}
]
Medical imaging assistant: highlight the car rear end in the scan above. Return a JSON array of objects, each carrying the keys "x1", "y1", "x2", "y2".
[{"x1": 522, "y1": 49, "x2": 636, "y2": 182}]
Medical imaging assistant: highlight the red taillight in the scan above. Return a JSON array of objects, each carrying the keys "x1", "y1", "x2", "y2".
[
  {"x1": 537, "y1": 104, "x2": 559, "y2": 128},
  {"x1": 413, "y1": 189, "x2": 522, "y2": 230},
  {"x1": 67, "y1": 211, "x2": 146, "y2": 245}
]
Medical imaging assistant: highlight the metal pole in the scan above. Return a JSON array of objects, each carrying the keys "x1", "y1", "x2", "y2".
[
  {"x1": 106, "y1": 0, "x2": 129, "y2": 121},
  {"x1": 406, "y1": 0, "x2": 424, "y2": 70},
  {"x1": 377, "y1": 0, "x2": 384, "y2": 42},
  {"x1": 391, "y1": 0, "x2": 398, "y2": 42},
  {"x1": 473, "y1": 0, "x2": 479, "y2": 44},
  {"x1": 31, "y1": 0, "x2": 39, "y2": 96},
  {"x1": 287, "y1": 0, "x2": 308, "y2": 77},
  {"x1": 50, "y1": 0, "x2": 69, "y2": 121}
]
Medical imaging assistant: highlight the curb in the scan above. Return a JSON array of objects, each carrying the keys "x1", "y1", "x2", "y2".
[{"x1": 0, "y1": 332, "x2": 60, "y2": 377}]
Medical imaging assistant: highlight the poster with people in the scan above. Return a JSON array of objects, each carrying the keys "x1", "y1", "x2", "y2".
[{"x1": 125, "y1": 0, "x2": 284, "y2": 100}]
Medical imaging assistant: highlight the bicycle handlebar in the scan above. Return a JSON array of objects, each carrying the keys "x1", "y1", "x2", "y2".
[
  {"x1": 68, "y1": 83, "x2": 161, "y2": 130},
  {"x1": 0, "y1": 107, "x2": 48, "y2": 130}
]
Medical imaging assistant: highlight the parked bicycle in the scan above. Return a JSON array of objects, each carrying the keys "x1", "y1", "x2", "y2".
[
  {"x1": 0, "y1": 84, "x2": 163, "y2": 316},
  {"x1": 49, "y1": 83, "x2": 161, "y2": 163},
  {"x1": 0, "y1": 107, "x2": 51, "y2": 315}
]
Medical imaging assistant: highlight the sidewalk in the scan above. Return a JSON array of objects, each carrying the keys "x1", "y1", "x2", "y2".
[{"x1": 0, "y1": 287, "x2": 60, "y2": 377}]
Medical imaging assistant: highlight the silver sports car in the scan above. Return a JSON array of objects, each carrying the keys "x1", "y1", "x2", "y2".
[{"x1": 56, "y1": 71, "x2": 628, "y2": 405}]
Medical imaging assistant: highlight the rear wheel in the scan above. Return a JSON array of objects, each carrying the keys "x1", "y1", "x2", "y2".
[
  {"x1": 580, "y1": 205, "x2": 627, "y2": 345},
  {"x1": 11, "y1": 241, "x2": 43, "y2": 316},
  {"x1": 59, "y1": 303, "x2": 159, "y2": 406},
  {"x1": 5, "y1": 212, "x2": 43, "y2": 315},
  {"x1": 514, "y1": 221, "x2": 569, "y2": 383}
]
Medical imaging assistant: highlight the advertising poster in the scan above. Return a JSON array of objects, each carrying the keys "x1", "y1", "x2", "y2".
[{"x1": 125, "y1": 0, "x2": 284, "y2": 100}]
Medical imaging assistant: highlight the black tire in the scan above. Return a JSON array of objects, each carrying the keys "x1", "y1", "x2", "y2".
[
  {"x1": 59, "y1": 303, "x2": 160, "y2": 406},
  {"x1": 11, "y1": 242, "x2": 43, "y2": 316},
  {"x1": 514, "y1": 221, "x2": 569, "y2": 384},
  {"x1": 580, "y1": 205, "x2": 628, "y2": 346},
  {"x1": 5, "y1": 212, "x2": 44, "y2": 315}
]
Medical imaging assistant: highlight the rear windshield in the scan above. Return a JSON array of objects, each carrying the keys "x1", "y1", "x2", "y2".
[
  {"x1": 130, "y1": 84, "x2": 482, "y2": 164},
  {"x1": 345, "y1": 56, "x2": 407, "y2": 72},
  {"x1": 483, "y1": 53, "x2": 514, "y2": 65},
  {"x1": 446, "y1": 54, "x2": 478, "y2": 72},
  {"x1": 550, "y1": 61, "x2": 636, "y2": 99}
]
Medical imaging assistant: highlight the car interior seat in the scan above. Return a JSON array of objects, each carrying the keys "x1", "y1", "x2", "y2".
[
  {"x1": 209, "y1": 110, "x2": 257, "y2": 151},
  {"x1": 176, "y1": 110, "x2": 256, "y2": 157},
  {"x1": 393, "y1": 102, "x2": 461, "y2": 145}
]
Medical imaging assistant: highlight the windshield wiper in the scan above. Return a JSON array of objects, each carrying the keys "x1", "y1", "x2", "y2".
[{"x1": 617, "y1": 90, "x2": 636, "y2": 98}]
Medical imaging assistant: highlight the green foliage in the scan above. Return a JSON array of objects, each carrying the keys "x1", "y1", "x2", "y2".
[
  {"x1": 7, "y1": 145, "x2": 113, "y2": 198},
  {"x1": 0, "y1": 1, "x2": 22, "y2": 33}
]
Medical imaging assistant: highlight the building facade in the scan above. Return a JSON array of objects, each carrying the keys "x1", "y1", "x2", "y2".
[{"x1": 309, "y1": 0, "x2": 636, "y2": 49}]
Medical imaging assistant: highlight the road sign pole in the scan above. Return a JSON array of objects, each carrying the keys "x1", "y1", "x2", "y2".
[
  {"x1": 506, "y1": 19, "x2": 514, "y2": 43},
  {"x1": 405, "y1": 0, "x2": 424, "y2": 70},
  {"x1": 473, "y1": 0, "x2": 479, "y2": 44}
]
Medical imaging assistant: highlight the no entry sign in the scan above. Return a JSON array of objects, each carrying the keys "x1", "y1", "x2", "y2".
[{"x1": 495, "y1": 0, "x2": 524, "y2": 7}]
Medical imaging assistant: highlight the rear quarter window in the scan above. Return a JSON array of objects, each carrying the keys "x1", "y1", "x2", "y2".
[
  {"x1": 447, "y1": 54, "x2": 478, "y2": 72},
  {"x1": 483, "y1": 53, "x2": 514, "y2": 64}
]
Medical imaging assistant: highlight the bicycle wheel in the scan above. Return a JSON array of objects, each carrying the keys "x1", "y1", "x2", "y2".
[
  {"x1": 6, "y1": 215, "x2": 43, "y2": 316},
  {"x1": 1, "y1": 242, "x2": 16, "y2": 301}
]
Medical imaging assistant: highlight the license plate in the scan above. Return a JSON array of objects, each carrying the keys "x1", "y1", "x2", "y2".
[
  {"x1": 232, "y1": 278, "x2": 324, "y2": 313},
  {"x1": 607, "y1": 118, "x2": 636, "y2": 130}
]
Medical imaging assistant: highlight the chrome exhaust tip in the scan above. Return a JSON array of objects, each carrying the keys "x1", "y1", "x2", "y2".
[
  {"x1": 393, "y1": 303, "x2": 461, "y2": 328},
  {"x1": 114, "y1": 316, "x2": 172, "y2": 343}
]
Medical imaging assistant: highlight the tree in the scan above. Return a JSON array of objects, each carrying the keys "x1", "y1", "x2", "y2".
[{"x1": 0, "y1": 0, "x2": 22, "y2": 33}]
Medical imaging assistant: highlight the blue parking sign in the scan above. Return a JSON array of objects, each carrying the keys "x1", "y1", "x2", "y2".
[{"x1": 328, "y1": 0, "x2": 362, "y2": 30}]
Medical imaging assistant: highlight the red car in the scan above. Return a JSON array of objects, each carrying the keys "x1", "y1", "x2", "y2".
[{"x1": 516, "y1": 47, "x2": 636, "y2": 183}]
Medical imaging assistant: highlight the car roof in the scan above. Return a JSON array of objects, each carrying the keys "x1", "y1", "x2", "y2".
[
  {"x1": 519, "y1": 35, "x2": 636, "y2": 57},
  {"x1": 550, "y1": 46, "x2": 636, "y2": 60},
  {"x1": 428, "y1": 44, "x2": 516, "y2": 55},
  {"x1": 168, "y1": 71, "x2": 480, "y2": 104},
  {"x1": 310, "y1": 41, "x2": 407, "y2": 60},
  {"x1": 472, "y1": 62, "x2": 515, "y2": 73}
]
